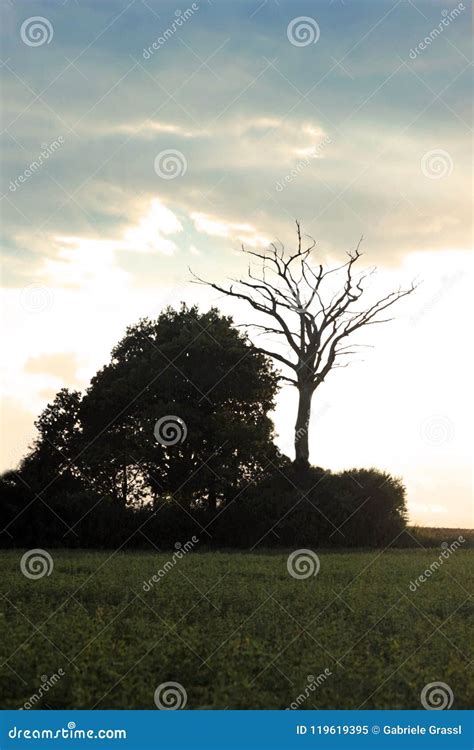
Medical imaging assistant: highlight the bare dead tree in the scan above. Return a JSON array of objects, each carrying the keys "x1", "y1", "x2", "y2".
[{"x1": 192, "y1": 222, "x2": 417, "y2": 469}]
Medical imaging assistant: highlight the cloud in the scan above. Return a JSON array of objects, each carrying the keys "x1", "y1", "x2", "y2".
[
  {"x1": 24, "y1": 352, "x2": 80, "y2": 383},
  {"x1": 123, "y1": 199, "x2": 183, "y2": 254},
  {"x1": 42, "y1": 238, "x2": 129, "y2": 290},
  {"x1": 32, "y1": 198, "x2": 182, "y2": 293},
  {"x1": 104, "y1": 120, "x2": 200, "y2": 139},
  {"x1": 191, "y1": 212, "x2": 270, "y2": 247},
  {"x1": 0, "y1": 398, "x2": 37, "y2": 472}
]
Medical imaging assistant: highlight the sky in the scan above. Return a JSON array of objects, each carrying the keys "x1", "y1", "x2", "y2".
[{"x1": 0, "y1": 0, "x2": 472, "y2": 527}]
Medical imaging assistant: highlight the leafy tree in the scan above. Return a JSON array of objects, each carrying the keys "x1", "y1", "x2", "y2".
[
  {"x1": 78, "y1": 305, "x2": 279, "y2": 509},
  {"x1": 0, "y1": 389, "x2": 83, "y2": 545},
  {"x1": 21, "y1": 388, "x2": 83, "y2": 491}
]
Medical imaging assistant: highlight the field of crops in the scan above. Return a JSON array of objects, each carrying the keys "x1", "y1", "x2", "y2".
[{"x1": 0, "y1": 547, "x2": 472, "y2": 710}]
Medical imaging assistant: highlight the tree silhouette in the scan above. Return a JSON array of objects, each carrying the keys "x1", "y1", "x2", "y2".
[
  {"x1": 21, "y1": 388, "x2": 82, "y2": 491},
  {"x1": 18, "y1": 306, "x2": 279, "y2": 511},
  {"x1": 193, "y1": 222, "x2": 416, "y2": 469}
]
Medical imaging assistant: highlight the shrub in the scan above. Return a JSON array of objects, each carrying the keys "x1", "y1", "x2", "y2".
[
  {"x1": 0, "y1": 464, "x2": 407, "y2": 549},
  {"x1": 212, "y1": 465, "x2": 407, "y2": 549}
]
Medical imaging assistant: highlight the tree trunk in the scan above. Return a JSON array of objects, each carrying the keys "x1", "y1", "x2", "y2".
[{"x1": 294, "y1": 383, "x2": 313, "y2": 469}]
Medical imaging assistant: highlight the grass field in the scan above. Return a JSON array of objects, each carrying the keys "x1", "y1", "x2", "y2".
[{"x1": 0, "y1": 546, "x2": 472, "y2": 710}]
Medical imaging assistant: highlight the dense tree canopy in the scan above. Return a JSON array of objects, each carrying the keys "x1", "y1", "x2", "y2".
[
  {"x1": 78, "y1": 305, "x2": 279, "y2": 508},
  {"x1": 3, "y1": 305, "x2": 279, "y2": 518}
]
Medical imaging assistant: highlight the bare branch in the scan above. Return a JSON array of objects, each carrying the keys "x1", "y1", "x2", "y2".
[{"x1": 190, "y1": 223, "x2": 417, "y2": 466}]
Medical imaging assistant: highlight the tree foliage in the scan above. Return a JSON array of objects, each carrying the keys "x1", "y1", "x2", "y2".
[{"x1": 2, "y1": 305, "x2": 279, "y2": 531}]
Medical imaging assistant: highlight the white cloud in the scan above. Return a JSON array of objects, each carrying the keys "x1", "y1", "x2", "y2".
[
  {"x1": 123, "y1": 199, "x2": 183, "y2": 255},
  {"x1": 108, "y1": 120, "x2": 201, "y2": 139},
  {"x1": 191, "y1": 211, "x2": 270, "y2": 247},
  {"x1": 45, "y1": 238, "x2": 128, "y2": 289}
]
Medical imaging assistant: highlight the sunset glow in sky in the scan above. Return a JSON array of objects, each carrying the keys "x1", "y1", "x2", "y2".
[{"x1": 1, "y1": 0, "x2": 472, "y2": 527}]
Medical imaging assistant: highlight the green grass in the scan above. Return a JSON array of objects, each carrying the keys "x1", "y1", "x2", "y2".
[{"x1": 0, "y1": 548, "x2": 472, "y2": 709}]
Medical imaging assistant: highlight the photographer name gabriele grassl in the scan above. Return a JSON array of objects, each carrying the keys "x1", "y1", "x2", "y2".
[{"x1": 383, "y1": 724, "x2": 462, "y2": 736}]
